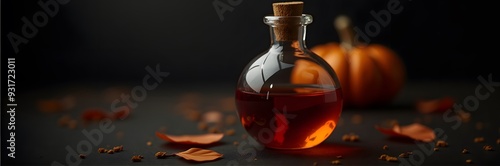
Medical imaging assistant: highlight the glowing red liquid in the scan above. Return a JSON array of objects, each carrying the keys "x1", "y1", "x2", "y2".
[{"x1": 235, "y1": 88, "x2": 343, "y2": 149}]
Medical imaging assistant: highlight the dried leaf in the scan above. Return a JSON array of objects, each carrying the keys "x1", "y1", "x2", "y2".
[
  {"x1": 416, "y1": 97, "x2": 454, "y2": 114},
  {"x1": 175, "y1": 148, "x2": 223, "y2": 162},
  {"x1": 155, "y1": 132, "x2": 223, "y2": 144},
  {"x1": 81, "y1": 108, "x2": 111, "y2": 122},
  {"x1": 376, "y1": 123, "x2": 435, "y2": 142}
]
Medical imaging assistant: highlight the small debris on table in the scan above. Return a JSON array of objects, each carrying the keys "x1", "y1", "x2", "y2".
[
  {"x1": 462, "y1": 148, "x2": 469, "y2": 154},
  {"x1": 398, "y1": 152, "x2": 410, "y2": 158},
  {"x1": 112, "y1": 145, "x2": 123, "y2": 152},
  {"x1": 466, "y1": 159, "x2": 472, "y2": 164},
  {"x1": 331, "y1": 159, "x2": 341, "y2": 165},
  {"x1": 382, "y1": 145, "x2": 389, "y2": 150},
  {"x1": 79, "y1": 154, "x2": 86, "y2": 159},
  {"x1": 379, "y1": 154, "x2": 398, "y2": 162},
  {"x1": 474, "y1": 137, "x2": 484, "y2": 143},
  {"x1": 342, "y1": 133, "x2": 359, "y2": 142},
  {"x1": 155, "y1": 151, "x2": 169, "y2": 159},
  {"x1": 435, "y1": 140, "x2": 448, "y2": 147},
  {"x1": 98, "y1": 148, "x2": 107, "y2": 153},
  {"x1": 386, "y1": 156, "x2": 398, "y2": 162},
  {"x1": 131, "y1": 155, "x2": 142, "y2": 162},
  {"x1": 483, "y1": 145, "x2": 494, "y2": 151},
  {"x1": 379, "y1": 154, "x2": 388, "y2": 160}
]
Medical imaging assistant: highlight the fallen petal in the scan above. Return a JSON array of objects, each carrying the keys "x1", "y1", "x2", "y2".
[
  {"x1": 398, "y1": 123, "x2": 436, "y2": 142},
  {"x1": 376, "y1": 123, "x2": 435, "y2": 142},
  {"x1": 81, "y1": 108, "x2": 111, "y2": 122},
  {"x1": 416, "y1": 97, "x2": 454, "y2": 114},
  {"x1": 175, "y1": 148, "x2": 223, "y2": 162},
  {"x1": 155, "y1": 132, "x2": 223, "y2": 145}
]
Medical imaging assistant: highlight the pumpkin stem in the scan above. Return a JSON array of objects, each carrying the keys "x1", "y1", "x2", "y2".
[{"x1": 334, "y1": 15, "x2": 356, "y2": 51}]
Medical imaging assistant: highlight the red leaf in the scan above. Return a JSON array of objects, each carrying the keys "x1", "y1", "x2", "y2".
[
  {"x1": 416, "y1": 97, "x2": 454, "y2": 114},
  {"x1": 81, "y1": 108, "x2": 111, "y2": 122},
  {"x1": 376, "y1": 123, "x2": 435, "y2": 142}
]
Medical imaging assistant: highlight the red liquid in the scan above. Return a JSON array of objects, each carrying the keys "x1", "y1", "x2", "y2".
[{"x1": 235, "y1": 87, "x2": 343, "y2": 149}]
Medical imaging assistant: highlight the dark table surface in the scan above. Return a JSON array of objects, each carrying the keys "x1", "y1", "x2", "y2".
[{"x1": 3, "y1": 80, "x2": 500, "y2": 166}]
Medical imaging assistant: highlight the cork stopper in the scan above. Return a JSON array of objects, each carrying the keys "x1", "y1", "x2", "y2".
[
  {"x1": 273, "y1": 1, "x2": 303, "y2": 17},
  {"x1": 272, "y1": 1, "x2": 304, "y2": 41}
]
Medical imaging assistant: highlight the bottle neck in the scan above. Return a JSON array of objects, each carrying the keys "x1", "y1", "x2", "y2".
[{"x1": 269, "y1": 25, "x2": 307, "y2": 50}]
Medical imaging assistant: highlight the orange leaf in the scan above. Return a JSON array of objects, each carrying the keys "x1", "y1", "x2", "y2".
[
  {"x1": 416, "y1": 97, "x2": 454, "y2": 114},
  {"x1": 376, "y1": 123, "x2": 435, "y2": 142},
  {"x1": 155, "y1": 132, "x2": 223, "y2": 145},
  {"x1": 175, "y1": 148, "x2": 223, "y2": 162}
]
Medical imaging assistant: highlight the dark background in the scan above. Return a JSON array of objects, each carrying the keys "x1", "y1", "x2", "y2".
[
  {"x1": 1, "y1": 0, "x2": 493, "y2": 90},
  {"x1": 2, "y1": 1, "x2": 499, "y2": 165}
]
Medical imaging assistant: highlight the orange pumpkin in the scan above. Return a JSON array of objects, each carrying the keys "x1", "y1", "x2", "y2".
[{"x1": 310, "y1": 15, "x2": 406, "y2": 108}]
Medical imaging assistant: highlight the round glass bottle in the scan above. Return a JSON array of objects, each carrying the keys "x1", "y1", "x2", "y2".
[{"x1": 235, "y1": 14, "x2": 344, "y2": 149}]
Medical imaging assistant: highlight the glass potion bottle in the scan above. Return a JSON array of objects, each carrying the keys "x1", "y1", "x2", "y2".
[{"x1": 235, "y1": 2, "x2": 343, "y2": 149}]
